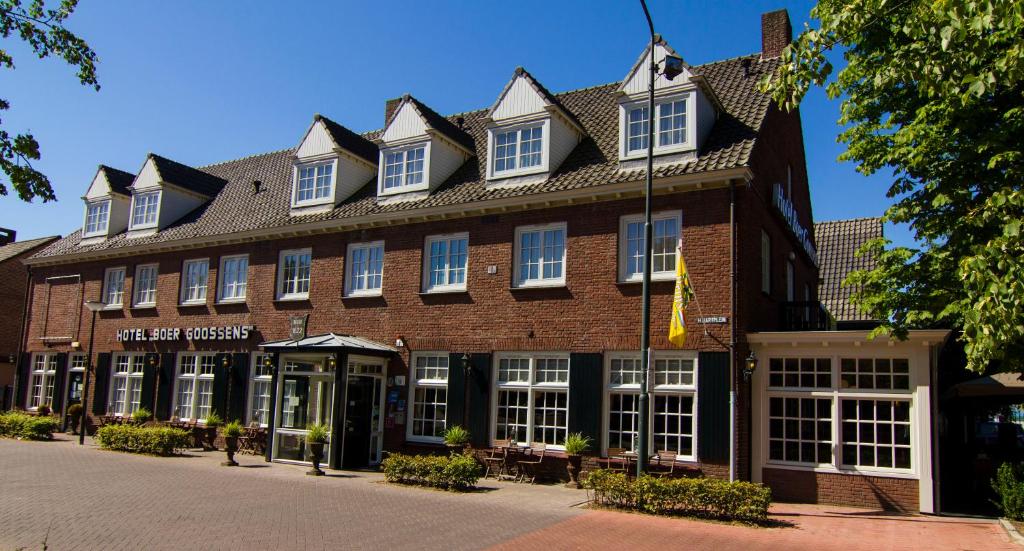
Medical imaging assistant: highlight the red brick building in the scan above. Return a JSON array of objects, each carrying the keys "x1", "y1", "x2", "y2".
[{"x1": 18, "y1": 9, "x2": 944, "y2": 512}]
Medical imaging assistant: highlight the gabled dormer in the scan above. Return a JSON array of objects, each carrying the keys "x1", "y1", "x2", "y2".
[
  {"x1": 126, "y1": 154, "x2": 226, "y2": 238},
  {"x1": 374, "y1": 95, "x2": 474, "y2": 201},
  {"x1": 617, "y1": 39, "x2": 721, "y2": 166},
  {"x1": 483, "y1": 67, "x2": 586, "y2": 186},
  {"x1": 80, "y1": 165, "x2": 134, "y2": 244},
  {"x1": 290, "y1": 114, "x2": 378, "y2": 215}
]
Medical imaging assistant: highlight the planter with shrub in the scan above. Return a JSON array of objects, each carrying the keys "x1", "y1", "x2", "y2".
[
  {"x1": 382, "y1": 452, "x2": 482, "y2": 491},
  {"x1": 306, "y1": 423, "x2": 329, "y2": 476},
  {"x1": 67, "y1": 404, "x2": 84, "y2": 434},
  {"x1": 583, "y1": 469, "x2": 772, "y2": 523},
  {"x1": 95, "y1": 424, "x2": 190, "y2": 456},
  {"x1": 202, "y1": 412, "x2": 223, "y2": 450},
  {"x1": 443, "y1": 425, "x2": 470, "y2": 450},
  {"x1": 563, "y1": 432, "x2": 591, "y2": 489},
  {"x1": 0, "y1": 411, "x2": 60, "y2": 440},
  {"x1": 221, "y1": 420, "x2": 243, "y2": 466}
]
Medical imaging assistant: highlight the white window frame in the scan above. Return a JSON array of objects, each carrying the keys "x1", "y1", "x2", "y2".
[
  {"x1": 291, "y1": 159, "x2": 336, "y2": 208},
  {"x1": 603, "y1": 351, "x2": 698, "y2": 461},
  {"x1": 108, "y1": 353, "x2": 146, "y2": 417},
  {"x1": 172, "y1": 352, "x2": 218, "y2": 424},
  {"x1": 406, "y1": 352, "x2": 450, "y2": 444},
  {"x1": 486, "y1": 120, "x2": 549, "y2": 179},
  {"x1": 422, "y1": 233, "x2": 469, "y2": 293},
  {"x1": 83, "y1": 199, "x2": 110, "y2": 237},
  {"x1": 26, "y1": 353, "x2": 59, "y2": 411},
  {"x1": 378, "y1": 142, "x2": 430, "y2": 195},
  {"x1": 513, "y1": 222, "x2": 567, "y2": 288},
  {"x1": 491, "y1": 352, "x2": 570, "y2": 450},
  {"x1": 179, "y1": 258, "x2": 209, "y2": 306},
  {"x1": 345, "y1": 241, "x2": 385, "y2": 297},
  {"x1": 619, "y1": 93, "x2": 693, "y2": 160},
  {"x1": 247, "y1": 353, "x2": 273, "y2": 427},
  {"x1": 276, "y1": 248, "x2": 312, "y2": 300},
  {"x1": 129, "y1": 190, "x2": 161, "y2": 230},
  {"x1": 102, "y1": 266, "x2": 126, "y2": 308},
  {"x1": 761, "y1": 230, "x2": 771, "y2": 294},
  {"x1": 132, "y1": 263, "x2": 158, "y2": 308},
  {"x1": 216, "y1": 254, "x2": 249, "y2": 303},
  {"x1": 618, "y1": 211, "x2": 682, "y2": 283}
]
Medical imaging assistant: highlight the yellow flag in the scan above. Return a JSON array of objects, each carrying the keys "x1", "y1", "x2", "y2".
[{"x1": 669, "y1": 239, "x2": 694, "y2": 348}]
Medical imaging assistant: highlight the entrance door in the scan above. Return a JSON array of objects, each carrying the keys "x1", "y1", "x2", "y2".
[
  {"x1": 66, "y1": 371, "x2": 84, "y2": 406},
  {"x1": 343, "y1": 376, "x2": 375, "y2": 469},
  {"x1": 272, "y1": 358, "x2": 335, "y2": 464}
]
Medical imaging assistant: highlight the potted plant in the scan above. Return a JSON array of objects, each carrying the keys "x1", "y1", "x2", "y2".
[
  {"x1": 36, "y1": 404, "x2": 51, "y2": 417},
  {"x1": 67, "y1": 404, "x2": 83, "y2": 434},
  {"x1": 221, "y1": 420, "x2": 243, "y2": 466},
  {"x1": 131, "y1": 407, "x2": 152, "y2": 425},
  {"x1": 203, "y1": 411, "x2": 224, "y2": 450},
  {"x1": 563, "y1": 432, "x2": 591, "y2": 489},
  {"x1": 443, "y1": 425, "x2": 471, "y2": 451},
  {"x1": 306, "y1": 423, "x2": 329, "y2": 476}
]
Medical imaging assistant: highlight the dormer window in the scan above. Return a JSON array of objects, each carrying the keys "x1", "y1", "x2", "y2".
[
  {"x1": 84, "y1": 201, "x2": 110, "y2": 236},
  {"x1": 130, "y1": 191, "x2": 160, "y2": 229},
  {"x1": 494, "y1": 126, "x2": 543, "y2": 174},
  {"x1": 621, "y1": 94, "x2": 691, "y2": 158},
  {"x1": 294, "y1": 161, "x2": 334, "y2": 205},
  {"x1": 382, "y1": 145, "x2": 426, "y2": 191}
]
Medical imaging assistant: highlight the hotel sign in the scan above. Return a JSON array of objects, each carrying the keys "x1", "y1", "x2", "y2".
[
  {"x1": 116, "y1": 325, "x2": 255, "y2": 342},
  {"x1": 773, "y1": 183, "x2": 818, "y2": 266}
]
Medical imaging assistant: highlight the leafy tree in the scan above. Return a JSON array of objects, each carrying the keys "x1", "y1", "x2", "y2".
[
  {"x1": 1, "y1": 0, "x2": 98, "y2": 202},
  {"x1": 761, "y1": 1, "x2": 1024, "y2": 373}
]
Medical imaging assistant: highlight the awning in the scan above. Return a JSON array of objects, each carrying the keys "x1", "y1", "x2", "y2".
[
  {"x1": 944, "y1": 372, "x2": 1024, "y2": 399},
  {"x1": 259, "y1": 333, "x2": 397, "y2": 355}
]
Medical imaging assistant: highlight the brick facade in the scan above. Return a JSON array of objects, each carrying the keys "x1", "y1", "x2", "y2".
[{"x1": 762, "y1": 468, "x2": 920, "y2": 512}]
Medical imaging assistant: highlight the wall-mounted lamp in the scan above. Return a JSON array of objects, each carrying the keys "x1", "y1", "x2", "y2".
[
  {"x1": 263, "y1": 354, "x2": 275, "y2": 369},
  {"x1": 221, "y1": 355, "x2": 231, "y2": 368},
  {"x1": 461, "y1": 353, "x2": 471, "y2": 377},
  {"x1": 743, "y1": 351, "x2": 758, "y2": 381},
  {"x1": 148, "y1": 355, "x2": 159, "y2": 367},
  {"x1": 327, "y1": 355, "x2": 337, "y2": 371},
  {"x1": 7, "y1": 353, "x2": 16, "y2": 364}
]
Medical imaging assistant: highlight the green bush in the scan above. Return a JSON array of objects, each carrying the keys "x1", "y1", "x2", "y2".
[
  {"x1": 382, "y1": 452, "x2": 482, "y2": 491},
  {"x1": 222, "y1": 420, "x2": 243, "y2": 439},
  {"x1": 994, "y1": 462, "x2": 1024, "y2": 521},
  {"x1": 132, "y1": 407, "x2": 152, "y2": 423},
  {"x1": 95, "y1": 424, "x2": 190, "y2": 456},
  {"x1": 443, "y1": 425, "x2": 470, "y2": 447},
  {"x1": 583, "y1": 469, "x2": 772, "y2": 523},
  {"x1": 0, "y1": 411, "x2": 60, "y2": 440}
]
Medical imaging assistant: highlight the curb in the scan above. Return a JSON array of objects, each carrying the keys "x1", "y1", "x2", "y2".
[{"x1": 1000, "y1": 518, "x2": 1024, "y2": 547}]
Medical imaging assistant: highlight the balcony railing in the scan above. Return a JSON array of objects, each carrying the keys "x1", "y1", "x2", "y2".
[{"x1": 780, "y1": 301, "x2": 834, "y2": 331}]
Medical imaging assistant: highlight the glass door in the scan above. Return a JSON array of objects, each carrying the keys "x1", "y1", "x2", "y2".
[{"x1": 273, "y1": 356, "x2": 334, "y2": 464}]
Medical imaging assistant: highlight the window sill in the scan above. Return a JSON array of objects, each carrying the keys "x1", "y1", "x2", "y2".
[
  {"x1": 215, "y1": 299, "x2": 247, "y2": 306},
  {"x1": 274, "y1": 296, "x2": 310, "y2": 303},
  {"x1": 344, "y1": 291, "x2": 383, "y2": 299},
  {"x1": 406, "y1": 437, "x2": 446, "y2": 446},
  {"x1": 102, "y1": 305, "x2": 123, "y2": 311},
  {"x1": 130, "y1": 304, "x2": 156, "y2": 310},
  {"x1": 510, "y1": 283, "x2": 567, "y2": 291},
  {"x1": 620, "y1": 145, "x2": 693, "y2": 161},
  {"x1": 762, "y1": 462, "x2": 919, "y2": 480},
  {"x1": 616, "y1": 277, "x2": 675, "y2": 285},
  {"x1": 418, "y1": 288, "x2": 468, "y2": 296},
  {"x1": 178, "y1": 301, "x2": 207, "y2": 307}
]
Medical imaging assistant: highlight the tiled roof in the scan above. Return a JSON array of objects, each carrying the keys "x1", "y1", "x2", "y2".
[
  {"x1": 100, "y1": 165, "x2": 135, "y2": 196},
  {"x1": 32, "y1": 53, "x2": 779, "y2": 261},
  {"x1": 815, "y1": 217, "x2": 883, "y2": 322},
  {"x1": 489, "y1": 67, "x2": 586, "y2": 133},
  {"x1": 401, "y1": 95, "x2": 475, "y2": 152},
  {"x1": 148, "y1": 154, "x2": 227, "y2": 197},
  {"x1": 0, "y1": 235, "x2": 60, "y2": 264},
  {"x1": 317, "y1": 115, "x2": 379, "y2": 164}
]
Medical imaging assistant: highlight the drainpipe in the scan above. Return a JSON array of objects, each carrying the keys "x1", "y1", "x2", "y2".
[{"x1": 729, "y1": 180, "x2": 737, "y2": 482}]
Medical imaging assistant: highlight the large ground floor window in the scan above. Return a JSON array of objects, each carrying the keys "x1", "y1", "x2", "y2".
[
  {"x1": 493, "y1": 353, "x2": 569, "y2": 449},
  {"x1": 109, "y1": 353, "x2": 146, "y2": 416},
  {"x1": 173, "y1": 353, "x2": 218, "y2": 423},
  {"x1": 408, "y1": 353, "x2": 448, "y2": 443},
  {"x1": 248, "y1": 353, "x2": 272, "y2": 426},
  {"x1": 27, "y1": 353, "x2": 59, "y2": 411}
]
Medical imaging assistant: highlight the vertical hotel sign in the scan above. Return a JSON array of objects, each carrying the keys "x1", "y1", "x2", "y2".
[{"x1": 773, "y1": 183, "x2": 818, "y2": 266}]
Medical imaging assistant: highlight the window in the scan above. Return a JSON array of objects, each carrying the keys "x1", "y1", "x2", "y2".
[
  {"x1": 768, "y1": 396, "x2": 833, "y2": 464},
  {"x1": 382, "y1": 146, "x2": 426, "y2": 191},
  {"x1": 346, "y1": 241, "x2": 384, "y2": 296},
  {"x1": 761, "y1": 230, "x2": 771, "y2": 294},
  {"x1": 423, "y1": 234, "x2": 468, "y2": 292},
  {"x1": 84, "y1": 201, "x2": 110, "y2": 236},
  {"x1": 109, "y1": 353, "x2": 145, "y2": 416},
  {"x1": 408, "y1": 353, "x2": 449, "y2": 442},
  {"x1": 68, "y1": 353, "x2": 86, "y2": 404},
  {"x1": 217, "y1": 255, "x2": 248, "y2": 303},
  {"x1": 132, "y1": 264, "x2": 158, "y2": 307},
  {"x1": 493, "y1": 125, "x2": 544, "y2": 175},
  {"x1": 248, "y1": 354, "x2": 273, "y2": 426},
  {"x1": 619, "y1": 211, "x2": 681, "y2": 282},
  {"x1": 769, "y1": 358, "x2": 832, "y2": 389},
  {"x1": 657, "y1": 100, "x2": 687, "y2": 147},
  {"x1": 840, "y1": 358, "x2": 910, "y2": 391},
  {"x1": 277, "y1": 248, "x2": 311, "y2": 299},
  {"x1": 179, "y1": 259, "x2": 209, "y2": 305},
  {"x1": 130, "y1": 191, "x2": 160, "y2": 228},
  {"x1": 174, "y1": 353, "x2": 217, "y2": 423},
  {"x1": 514, "y1": 223, "x2": 566, "y2": 287},
  {"x1": 621, "y1": 95, "x2": 690, "y2": 157},
  {"x1": 294, "y1": 161, "x2": 334, "y2": 205},
  {"x1": 841, "y1": 399, "x2": 912, "y2": 469},
  {"x1": 102, "y1": 267, "x2": 126, "y2": 307},
  {"x1": 494, "y1": 353, "x2": 570, "y2": 448},
  {"x1": 626, "y1": 106, "x2": 649, "y2": 152},
  {"x1": 26, "y1": 353, "x2": 58, "y2": 410},
  {"x1": 605, "y1": 352, "x2": 697, "y2": 459}
]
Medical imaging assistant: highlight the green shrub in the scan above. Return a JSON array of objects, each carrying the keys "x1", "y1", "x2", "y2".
[
  {"x1": 382, "y1": 452, "x2": 482, "y2": 490},
  {"x1": 583, "y1": 469, "x2": 772, "y2": 523},
  {"x1": 306, "y1": 423, "x2": 330, "y2": 443},
  {"x1": 0, "y1": 411, "x2": 60, "y2": 440},
  {"x1": 36, "y1": 404, "x2": 52, "y2": 417},
  {"x1": 132, "y1": 407, "x2": 152, "y2": 423},
  {"x1": 95, "y1": 424, "x2": 190, "y2": 456},
  {"x1": 222, "y1": 420, "x2": 243, "y2": 439},
  {"x1": 994, "y1": 462, "x2": 1024, "y2": 521},
  {"x1": 204, "y1": 411, "x2": 223, "y2": 428},
  {"x1": 443, "y1": 425, "x2": 470, "y2": 447},
  {"x1": 564, "y1": 432, "x2": 592, "y2": 455}
]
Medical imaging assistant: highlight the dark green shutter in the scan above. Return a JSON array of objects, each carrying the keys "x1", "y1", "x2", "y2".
[
  {"x1": 697, "y1": 351, "x2": 731, "y2": 463},
  {"x1": 50, "y1": 353, "x2": 69, "y2": 414},
  {"x1": 212, "y1": 353, "x2": 229, "y2": 419},
  {"x1": 14, "y1": 352, "x2": 30, "y2": 409},
  {"x1": 467, "y1": 353, "x2": 491, "y2": 448},
  {"x1": 445, "y1": 353, "x2": 466, "y2": 431},
  {"x1": 568, "y1": 353, "x2": 603, "y2": 448},
  {"x1": 155, "y1": 352, "x2": 176, "y2": 420},
  {"x1": 91, "y1": 353, "x2": 111, "y2": 415},
  {"x1": 140, "y1": 353, "x2": 159, "y2": 414},
  {"x1": 228, "y1": 353, "x2": 250, "y2": 423}
]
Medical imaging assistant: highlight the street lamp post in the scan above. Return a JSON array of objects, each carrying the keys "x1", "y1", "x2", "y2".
[{"x1": 81, "y1": 300, "x2": 105, "y2": 445}]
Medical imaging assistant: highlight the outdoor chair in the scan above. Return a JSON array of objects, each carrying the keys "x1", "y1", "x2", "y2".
[
  {"x1": 515, "y1": 443, "x2": 546, "y2": 483},
  {"x1": 653, "y1": 450, "x2": 677, "y2": 478},
  {"x1": 483, "y1": 439, "x2": 510, "y2": 479},
  {"x1": 599, "y1": 447, "x2": 633, "y2": 475}
]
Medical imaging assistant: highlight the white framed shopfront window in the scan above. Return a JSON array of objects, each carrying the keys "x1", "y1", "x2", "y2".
[
  {"x1": 26, "y1": 353, "x2": 59, "y2": 411},
  {"x1": 108, "y1": 353, "x2": 146, "y2": 417},
  {"x1": 172, "y1": 353, "x2": 218, "y2": 423},
  {"x1": 407, "y1": 353, "x2": 449, "y2": 443},
  {"x1": 490, "y1": 352, "x2": 570, "y2": 450},
  {"x1": 247, "y1": 353, "x2": 273, "y2": 427}
]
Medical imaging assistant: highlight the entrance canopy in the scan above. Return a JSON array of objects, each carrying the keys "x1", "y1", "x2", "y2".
[
  {"x1": 945, "y1": 372, "x2": 1024, "y2": 399},
  {"x1": 259, "y1": 333, "x2": 396, "y2": 357}
]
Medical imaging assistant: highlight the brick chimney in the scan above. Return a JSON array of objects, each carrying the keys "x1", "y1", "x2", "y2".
[
  {"x1": 761, "y1": 9, "x2": 792, "y2": 59},
  {"x1": 0, "y1": 227, "x2": 15, "y2": 246},
  {"x1": 384, "y1": 97, "x2": 403, "y2": 126}
]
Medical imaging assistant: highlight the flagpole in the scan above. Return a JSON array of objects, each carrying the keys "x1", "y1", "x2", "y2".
[{"x1": 637, "y1": 0, "x2": 656, "y2": 477}]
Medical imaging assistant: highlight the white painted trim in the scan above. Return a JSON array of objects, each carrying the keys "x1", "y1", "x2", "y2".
[
  {"x1": 171, "y1": 351, "x2": 220, "y2": 424},
  {"x1": 486, "y1": 119, "x2": 550, "y2": 181},
  {"x1": 246, "y1": 352, "x2": 272, "y2": 427},
  {"x1": 131, "y1": 263, "x2": 159, "y2": 307},
  {"x1": 101, "y1": 266, "x2": 127, "y2": 308},
  {"x1": 128, "y1": 190, "x2": 161, "y2": 231},
  {"x1": 216, "y1": 253, "x2": 249, "y2": 303},
  {"x1": 344, "y1": 240, "x2": 385, "y2": 297},
  {"x1": 512, "y1": 221, "x2": 567, "y2": 288},
  {"x1": 618, "y1": 93, "x2": 695, "y2": 161},
  {"x1": 82, "y1": 199, "x2": 111, "y2": 238},
  {"x1": 276, "y1": 248, "x2": 312, "y2": 300},
  {"x1": 617, "y1": 210, "x2": 682, "y2": 283},
  {"x1": 377, "y1": 141, "x2": 431, "y2": 196},
  {"x1": 178, "y1": 257, "x2": 210, "y2": 306},
  {"x1": 291, "y1": 159, "x2": 338, "y2": 209},
  {"x1": 405, "y1": 351, "x2": 450, "y2": 444},
  {"x1": 490, "y1": 351, "x2": 571, "y2": 450},
  {"x1": 421, "y1": 232, "x2": 469, "y2": 293}
]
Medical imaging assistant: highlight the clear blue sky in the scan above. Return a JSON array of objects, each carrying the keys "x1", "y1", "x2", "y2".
[{"x1": 1, "y1": 0, "x2": 909, "y2": 246}]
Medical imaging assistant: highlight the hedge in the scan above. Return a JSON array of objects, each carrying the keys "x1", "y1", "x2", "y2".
[
  {"x1": 95, "y1": 424, "x2": 191, "y2": 456},
  {"x1": 0, "y1": 412, "x2": 60, "y2": 440},
  {"x1": 584, "y1": 469, "x2": 772, "y2": 523},
  {"x1": 382, "y1": 452, "x2": 482, "y2": 491},
  {"x1": 994, "y1": 462, "x2": 1024, "y2": 521}
]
